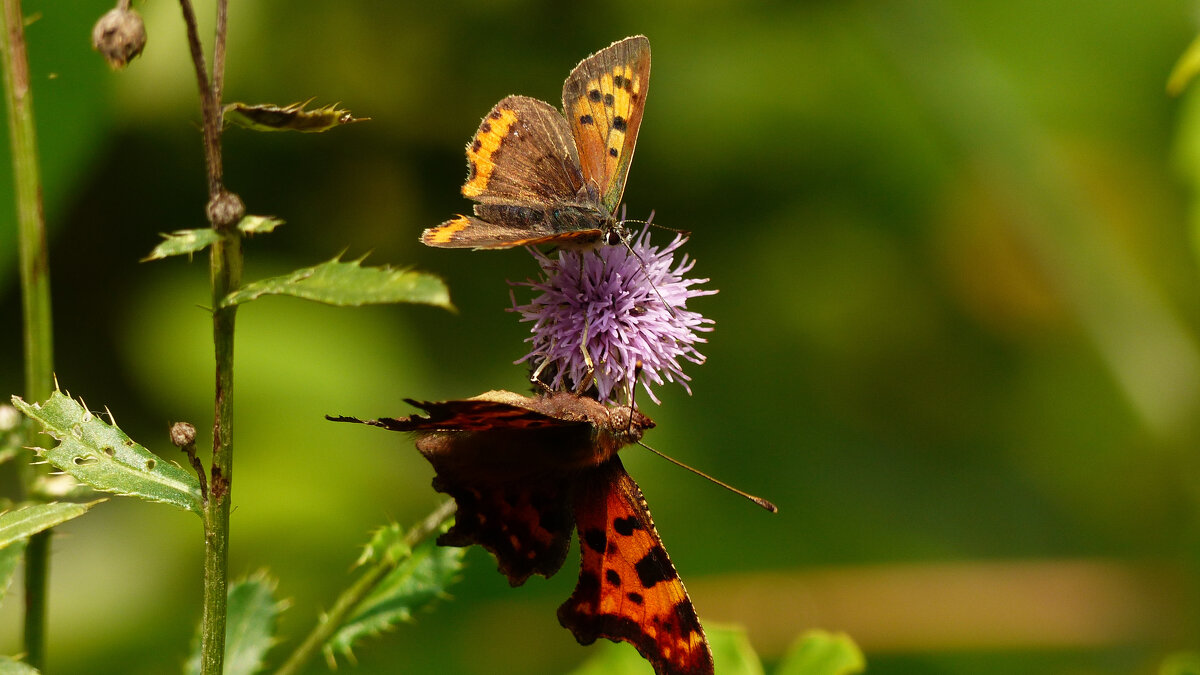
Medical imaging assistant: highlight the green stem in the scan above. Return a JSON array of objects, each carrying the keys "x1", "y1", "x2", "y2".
[
  {"x1": 273, "y1": 500, "x2": 457, "y2": 675},
  {"x1": 2, "y1": 0, "x2": 55, "y2": 669}
]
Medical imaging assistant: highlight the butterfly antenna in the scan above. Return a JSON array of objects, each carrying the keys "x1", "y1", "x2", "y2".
[
  {"x1": 614, "y1": 206, "x2": 678, "y2": 319},
  {"x1": 636, "y1": 440, "x2": 778, "y2": 513}
]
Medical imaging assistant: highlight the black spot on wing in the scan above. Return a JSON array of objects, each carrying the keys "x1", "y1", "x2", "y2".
[
  {"x1": 589, "y1": 89, "x2": 602, "y2": 102},
  {"x1": 606, "y1": 569, "x2": 621, "y2": 586},
  {"x1": 582, "y1": 528, "x2": 608, "y2": 554},
  {"x1": 634, "y1": 547, "x2": 673, "y2": 588},
  {"x1": 613, "y1": 116, "x2": 627, "y2": 132},
  {"x1": 674, "y1": 600, "x2": 704, "y2": 637},
  {"x1": 627, "y1": 591, "x2": 644, "y2": 605},
  {"x1": 579, "y1": 114, "x2": 594, "y2": 125},
  {"x1": 613, "y1": 516, "x2": 640, "y2": 536}
]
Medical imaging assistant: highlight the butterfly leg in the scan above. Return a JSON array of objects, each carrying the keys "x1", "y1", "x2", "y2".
[
  {"x1": 530, "y1": 342, "x2": 557, "y2": 394},
  {"x1": 573, "y1": 318, "x2": 597, "y2": 395}
]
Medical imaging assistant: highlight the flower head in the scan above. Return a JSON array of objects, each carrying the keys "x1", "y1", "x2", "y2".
[{"x1": 510, "y1": 227, "x2": 716, "y2": 404}]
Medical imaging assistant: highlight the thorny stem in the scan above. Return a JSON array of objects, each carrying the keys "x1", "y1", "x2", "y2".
[
  {"x1": 177, "y1": 0, "x2": 239, "y2": 673},
  {"x1": 2, "y1": 0, "x2": 55, "y2": 668},
  {"x1": 272, "y1": 500, "x2": 458, "y2": 675}
]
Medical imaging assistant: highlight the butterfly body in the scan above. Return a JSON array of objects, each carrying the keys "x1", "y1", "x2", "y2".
[
  {"x1": 422, "y1": 36, "x2": 651, "y2": 250},
  {"x1": 329, "y1": 389, "x2": 714, "y2": 675}
]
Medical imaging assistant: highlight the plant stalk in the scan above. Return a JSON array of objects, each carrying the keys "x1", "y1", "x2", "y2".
[
  {"x1": 2, "y1": 0, "x2": 55, "y2": 668},
  {"x1": 177, "y1": 0, "x2": 237, "y2": 672},
  {"x1": 273, "y1": 500, "x2": 457, "y2": 675}
]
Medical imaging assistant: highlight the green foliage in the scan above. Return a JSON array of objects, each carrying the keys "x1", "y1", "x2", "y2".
[
  {"x1": 185, "y1": 573, "x2": 284, "y2": 675},
  {"x1": 0, "y1": 538, "x2": 27, "y2": 605},
  {"x1": 354, "y1": 522, "x2": 411, "y2": 567},
  {"x1": 324, "y1": 535, "x2": 464, "y2": 665},
  {"x1": 221, "y1": 255, "x2": 453, "y2": 310},
  {"x1": 1161, "y1": 652, "x2": 1200, "y2": 675},
  {"x1": 0, "y1": 501, "x2": 103, "y2": 549},
  {"x1": 142, "y1": 216, "x2": 285, "y2": 262},
  {"x1": 0, "y1": 657, "x2": 40, "y2": 674},
  {"x1": 223, "y1": 101, "x2": 366, "y2": 133},
  {"x1": 568, "y1": 625, "x2": 765, "y2": 675},
  {"x1": 11, "y1": 391, "x2": 203, "y2": 514},
  {"x1": 1169, "y1": 33, "x2": 1200, "y2": 96},
  {"x1": 776, "y1": 631, "x2": 865, "y2": 675}
]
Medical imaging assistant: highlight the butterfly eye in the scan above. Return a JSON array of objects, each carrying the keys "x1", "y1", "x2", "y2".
[{"x1": 604, "y1": 227, "x2": 624, "y2": 246}]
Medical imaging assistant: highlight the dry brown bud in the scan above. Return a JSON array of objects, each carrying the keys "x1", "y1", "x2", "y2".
[
  {"x1": 92, "y1": 8, "x2": 147, "y2": 70},
  {"x1": 169, "y1": 422, "x2": 197, "y2": 448}
]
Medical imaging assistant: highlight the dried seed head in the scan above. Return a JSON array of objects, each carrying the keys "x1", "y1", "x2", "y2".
[
  {"x1": 92, "y1": 8, "x2": 147, "y2": 70},
  {"x1": 169, "y1": 422, "x2": 196, "y2": 448},
  {"x1": 207, "y1": 190, "x2": 245, "y2": 230}
]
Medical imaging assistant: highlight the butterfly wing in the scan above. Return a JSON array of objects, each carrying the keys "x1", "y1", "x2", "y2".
[
  {"x1": 562, "y1": 35, "x2": 651, "y2": 213},
  {"x1": 330, "y1": 396, "x2": 594, "y2": 586},
  {"x1": 559, "y1": 457, "x2": 713, "y2": 675}
]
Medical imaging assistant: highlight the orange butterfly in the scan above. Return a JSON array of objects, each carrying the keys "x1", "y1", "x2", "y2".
[
  {"x1": 422, "y1": 36, "x2": 651, "y2": 250},
  {"x1": 329, "y1": 389, "x2": 713, "y2": 675}
]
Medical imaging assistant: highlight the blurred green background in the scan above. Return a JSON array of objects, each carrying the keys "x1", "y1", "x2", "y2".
[{"x1": 3, "y1": 0, "x2": 1200, "y2": 673}]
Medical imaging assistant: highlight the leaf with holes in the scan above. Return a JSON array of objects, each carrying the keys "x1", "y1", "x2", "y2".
[
  {"x1": 185, "y1": 572, "x2": 284, "y2": 675},
  {"x1": 775, "y1": 631, "x2": 865, "y2": 675},
  {"x1": 0, "y1": 539, "x2": 26, "y2": 607},
  {"x1": 12, "y1": 391, "x2": 203, "y2": 515},
  {"x1": 325, "y1": 536, "x2": 463, "y2": 664},
  {"x1": 0, "y1": 500, "x2": 104, "y2": 549},
  {"x1": 221, "y1": 255, "x2": 453, "y2": 310},
  {"x1": 0, "y1": 657, "x2": 39, "y2": 674}
]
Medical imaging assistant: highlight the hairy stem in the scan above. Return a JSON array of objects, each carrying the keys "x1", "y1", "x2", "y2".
[
  {"x1": 2, "y1": 0, "x2": 55, "y2": 668},
  {"x1": 177, "y1": 1, "x2": 238, "y2": 673},
  {"x1": 272, "y1": 500, "x2": 457, "y2": 675}
]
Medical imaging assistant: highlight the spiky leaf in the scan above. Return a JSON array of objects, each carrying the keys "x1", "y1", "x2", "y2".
[
  {"x1": 223, "y1": 101, "x2": 367, "y2": 133},
  {"x1": 324, "y1": 538, "x2": 463, "y2": 664},
  {"x1": 0, "y1": 657, "x2": 39, "y2": 674},
  {"x1": 775, "y1": 631, "x2": 865, "y2": 675},
  {"x1": 354, "y1": 522, "x2": 411, "y2": 568},
  {"x1": 0, "y1": 539, "x2": 27, "y2": 606},
  {"x1": 185, "y1": 572, "x2": 284, "y2": 675},
  {"x1": 12, "y1": 391, "x2": 202, "y2": 515},
  {"x1": 142, "y1": 228, "x2": 223, "y2": 262},
  {"x1": 221, "y1": 256, "x2": 453, "y2": 310},
  {"x1": 0, "y1": 501, "x2": 104, "y2": 549},
  {"x1": 143, "y1": 216, "x2": 284, "y2": 262}
]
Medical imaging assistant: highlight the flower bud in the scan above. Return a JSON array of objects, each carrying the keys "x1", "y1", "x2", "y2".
[
  {"x1": 170, "y1": 422, "x2": 196, "y2": 449},
  {"x1": 92, "y1": 8, "x2": 147, "y2": 70}
]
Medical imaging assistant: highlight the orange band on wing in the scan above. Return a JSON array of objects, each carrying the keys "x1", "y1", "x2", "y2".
[
  {"x1": 463, "y1": 108, "x2": 520, "y2": 198},
  {"x1": 423, "y1": 215, "x2": 473, "y2": 245}
]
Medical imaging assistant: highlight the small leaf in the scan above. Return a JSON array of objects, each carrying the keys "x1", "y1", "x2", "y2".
[
  {"x1": 355, "y1": 522, "x2": 411, "y2": 568},
  {"x1": 237, "y1": 215, "x2": 284, "y2": 235},
  {"x1": 324, "y1": 537, "x2": 464, "y2": 664},
  {"x1": 221, "y1": 255, "x2": 453, "y2": 310},
  {"x1": 223, "y1": 101, "x2": 367, "y2": 133},
  {"x1": 185, "y1": 572, "x2": 285, "y2": 675},
  {"x1": 0, "y1": 500, "x2": 104, "y2": 549},
  {"x1": 142, "y1": 228, "x2": 223, "y2": 262},
  {"x1": 1170, "y1": 33, "x2": 1200, "y2": 96},
  {"x1": 0, "y1": 656, "x2": 40, "y2": 674},
  {"x1": 0, "y1": 539, "x2": 28, "y2": 606},
  {"x1": 12, "y1": 391, "x2": 203, "y2": 515},
  {"x1": 775, "y1": 630, "x2": 865, "y2": 675},
  {"x1": 1161, "y1": 651, "x2": 1200, "y2": 675}
]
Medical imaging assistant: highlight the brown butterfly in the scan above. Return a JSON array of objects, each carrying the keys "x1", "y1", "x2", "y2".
[
  {"x1": 328, "y1": 389, "x2": 713, "y2": 675},
  {"x1": 421, "y1": 36, "x2": 651, "y2": 250}
]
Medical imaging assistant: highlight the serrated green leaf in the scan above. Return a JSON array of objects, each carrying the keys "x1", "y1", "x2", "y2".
[
  {"x1": 221, "y1": 256, "x2": 453, "y2": 310},
  {"x1": 238, "y1": 215, "x2": 284, "y2": 235},
  {"x1": 1161, "y1": 652, "x2": 1200, "y2": 675},
  {"x1": 0, "y1": 500, "x2": 104, "y2": 549},
  {"x1": 0, "y1": 539, "x2": 27, "y2": 606},
  {"x1": 12, "y1": 391, "x2": 203, "y2": 515},
  {"x1": 142, "y1": 228, "x2": 223, "y2": 262},
  {"x1": 566, "y1": 624, "x2": 763, "y2": 675},
  {"x1": 354, "y1": 522, "x2": 412, "y2": 568},
  {"x1": 0, "y1": 656, "x2": 39, "y2": 674},
  {"x1": 775, "y1": 630, "x2": 865, "y2": 675},
  {"x1": 325, "y1": 539, "x2": 463, "y2": 663},
  {"x1": 185, "y1": 572, "x2": 285, "y2": 675},
  {"x1": 223, "y1": 101, "x2": 367, "y2": 133}
]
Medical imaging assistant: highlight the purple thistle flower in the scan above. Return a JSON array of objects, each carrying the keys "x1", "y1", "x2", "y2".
[{"x1": 510, "y1": 227, "x2": 716, "y2": 405}]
